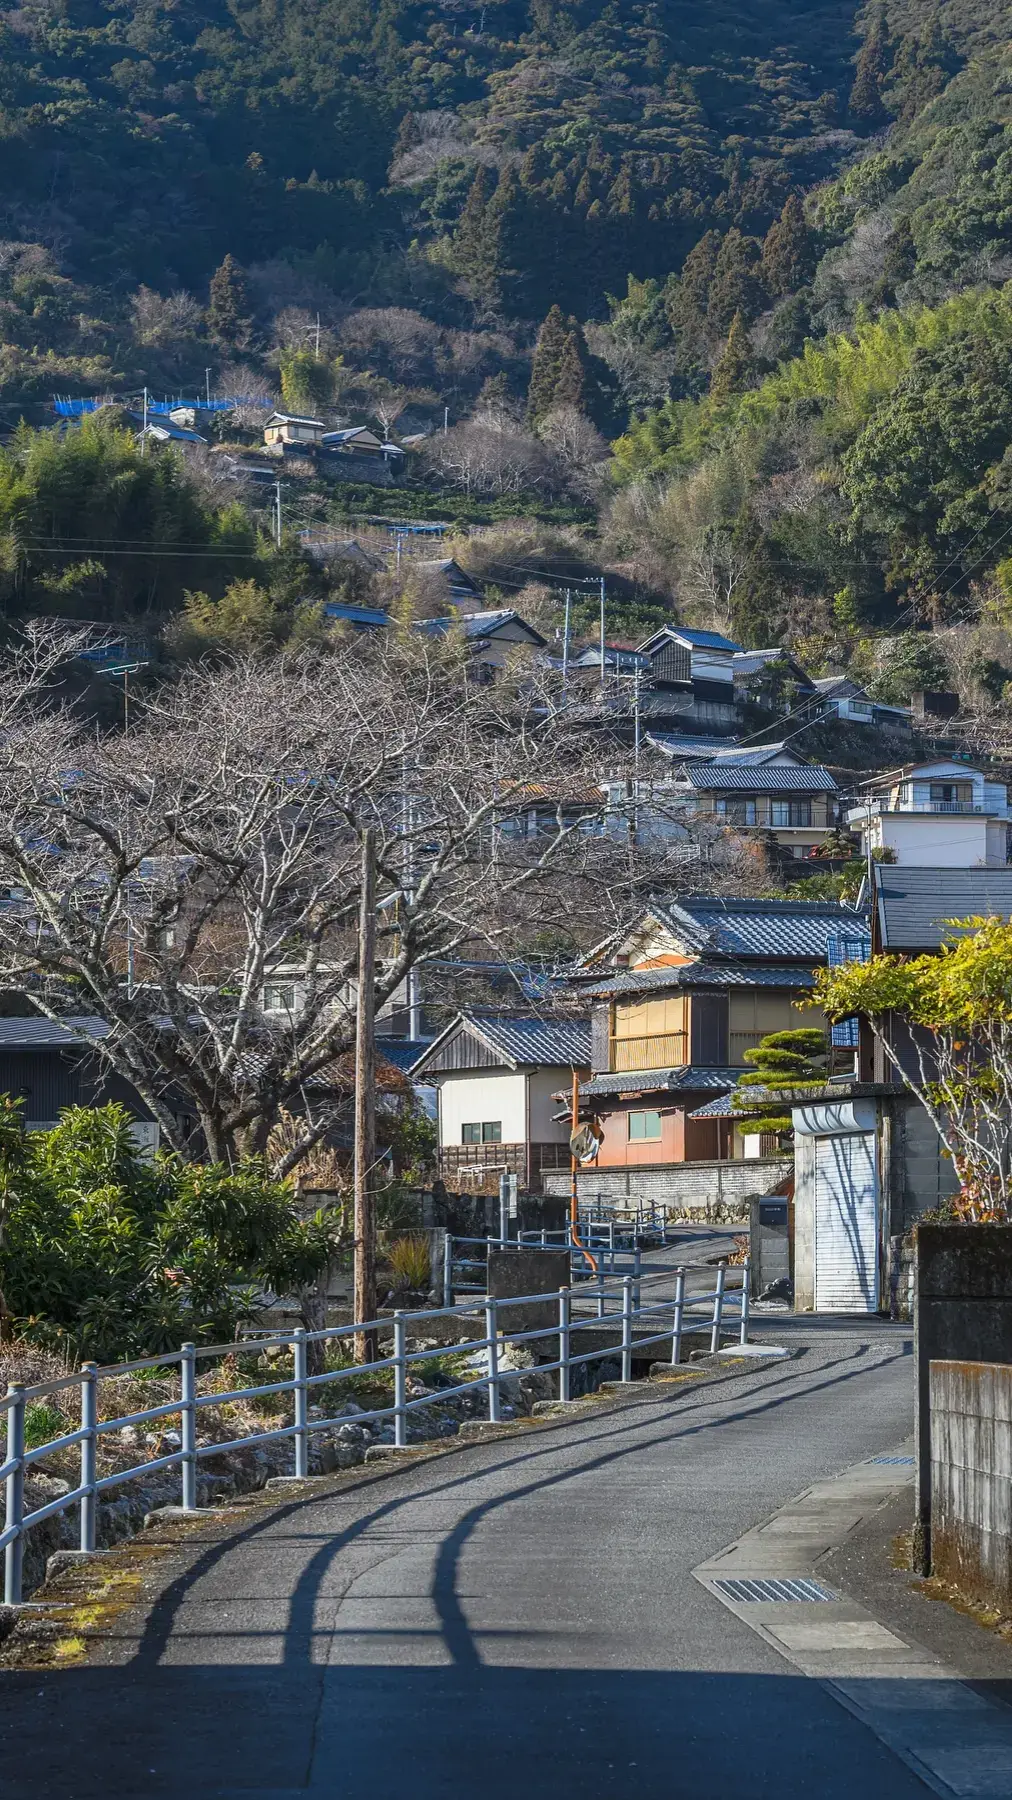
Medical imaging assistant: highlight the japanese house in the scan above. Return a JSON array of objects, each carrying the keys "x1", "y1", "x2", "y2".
[
  {"x1": 568, "y1": 894, "x2": 869, "y2": 1169},
  {"x1": 408, "y1": 1013, "x2": 591, "y2": 1192}
]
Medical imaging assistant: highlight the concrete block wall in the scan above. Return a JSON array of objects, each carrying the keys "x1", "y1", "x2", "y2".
[
  {"x1": 930, "y1": 1359, "x2": 1012, "y2": 1613},
  {"x1": 542, "y1": 1158, "x2": 792, "y2": 1221}
]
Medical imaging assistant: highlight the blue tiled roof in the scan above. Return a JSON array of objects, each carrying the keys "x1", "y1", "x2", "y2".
[
  {"x1": 669, "y1": 628, "x2": 742, "y2": 651},
  {"x1": 579, "y1": 1066, "x2": 741, "y2": 1099},
  {"x1": 323, "y1": 603, "x2": 391, "y2": 627},
  {"x1": 649, "y1": 895, "x2": 869, "y2": 962},
  {"x1": 680, "y1": 763, "x2": 836, "y2": 792},
  {"x1": 575, "y1": 961, "x2": 818, "y2": 998}
]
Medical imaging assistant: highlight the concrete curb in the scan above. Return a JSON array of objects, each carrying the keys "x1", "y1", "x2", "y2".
[{"x1": 694, "y1": 1452, "x2": 1012, "y2": 1798}]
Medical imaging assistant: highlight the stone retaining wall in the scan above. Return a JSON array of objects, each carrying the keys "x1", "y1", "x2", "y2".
[{"x1": 542, "y1": 1158, "x2": 792, "y2": 1223}]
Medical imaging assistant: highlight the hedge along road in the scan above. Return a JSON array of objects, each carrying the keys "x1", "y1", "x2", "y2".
[{"x1": 0, "y1": 1322, "x2": 921, "y2": 1800}]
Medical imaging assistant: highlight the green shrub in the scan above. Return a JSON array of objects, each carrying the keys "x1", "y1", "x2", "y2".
[
  {"x1": 0, "y1": 1099, "x2": 340, "y2": 1363},
  {"x1": 24, "y1": 1401, "x2": 69, "y2": 1450},
  {"x1": 387, "y1": 1235, "x2": 432, "y2": 1291}
]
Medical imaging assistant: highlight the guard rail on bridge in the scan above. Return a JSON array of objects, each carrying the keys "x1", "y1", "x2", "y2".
[{"x1": 1, "y1": 1260, "x2": 748, "y2": 1605}]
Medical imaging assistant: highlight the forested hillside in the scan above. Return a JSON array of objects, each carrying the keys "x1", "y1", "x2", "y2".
[{"x1": 6, "y1": 0, "x2": 1012, "y2": 729}]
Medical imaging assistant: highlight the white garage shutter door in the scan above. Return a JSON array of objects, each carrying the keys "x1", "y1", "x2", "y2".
[{"x1": 814, "y1": 1132, "x2": 879, "y2": 1313}]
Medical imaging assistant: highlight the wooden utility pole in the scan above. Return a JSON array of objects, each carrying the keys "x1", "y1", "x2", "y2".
[{"x1": 353, "y1": 828, "x2": 378, "y2": 1364}]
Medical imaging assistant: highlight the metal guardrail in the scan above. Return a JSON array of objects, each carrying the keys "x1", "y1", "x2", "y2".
[
  {"x1": 1, "y1": 1260, "x2": 748, "y2": 1605},
  {"x1": 445, "y1": 1231, "x2": 640, "y2": 1296}
]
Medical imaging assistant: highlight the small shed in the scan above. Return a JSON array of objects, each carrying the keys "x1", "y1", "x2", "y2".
[{"x1": 791, "y1": 1083, "x2": 958, "y2": 1313}]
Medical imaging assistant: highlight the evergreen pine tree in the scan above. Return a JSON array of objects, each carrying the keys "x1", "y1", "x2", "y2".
[
  {"x1": 480, "y1": 165, "x2": 525, "y2": 310},
  {"x1": 709, "y1": 313, "x2": 755, "y2": 405},
  {"x1": 553, "y1": 330, "x2": 586, "y2": 409},
  {"x1": 760, "y1": 194, "x2": 813, "y2": 298},
  {"x1": 666, "y1": 228, "x2": 721, "y2": 352},
  {"x1": 526, "y1": 303, "x2": 571, "y2": 421},
  {"x1": 849, "y1": 10, "x2": 891, "y2": 124},
  {"x1": 207, "y1": 255, "x2": 254, "y2": 350},
  {"x1": 705, "y1": 228, "x2": 765, "y2": 340},
  {"x1": 453, "y1": 166, "x2": 497, "y2": 296}
]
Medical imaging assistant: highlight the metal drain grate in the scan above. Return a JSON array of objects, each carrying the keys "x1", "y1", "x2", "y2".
[
  {"x1": 712, "y1": 1576, "x2": 837, "y2": 1604},
  {"x1": 870, "y1": 1456, "x2": 915, "y2": 1466}
]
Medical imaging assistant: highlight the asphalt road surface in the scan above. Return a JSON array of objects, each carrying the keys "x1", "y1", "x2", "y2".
[{"x1": 1, "y1": 1321, "x2": 924, "y2": 1800}]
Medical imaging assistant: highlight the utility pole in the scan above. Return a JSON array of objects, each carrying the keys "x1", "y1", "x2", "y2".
[
  {"x1": 599, "y1": 574, "x2": 606, "y2": 689},
  {"x1": 141, "y1": 386, "x2": 148, "y2": 454},
  {"x1": 443, "y1": 405, "x2": 449, "y2": 436},
  {"x1": 315, "y1": 314, "x2": 321, "y2": 358},
  {"x1": 354, "y1": 828, "x2": 378, "y2": 1365},
  {"x1": 205, "y1": 367, "x2": 212, "y2": 407},
  {"x1": 633, "y1": 663, "x2": 642, "y2": 841},
  {"x1": 273, "y1": 480, "x2": 282, "y2": 548},
  {"x1": 561, "y1": 587, "x2": 571, "y2": 698}
]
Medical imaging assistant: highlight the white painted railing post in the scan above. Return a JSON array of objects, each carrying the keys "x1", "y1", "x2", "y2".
[
  {"x1": 293, "y1": 1329, "x2": 309, "y2": 1478},
  {"x1": 4, "y1": 1385, "x2": 25, "y2": 1605},
  {"x1": 740, "y1": 1258, "x2": 751, "y2": 1347},
  {"x1": 485, "y1": 1296, "x2": 500, "y2": 1423},
  {"x1": 393, "y1": 1311, "x2": 407, "y2": 1449},
  {"x1": 558, "y1": 1288, "x2": 571, "y2": 1402},
  {"x1": 180, "y1": 1344, "x2": 197, "y2": 1511},
  {"x1": 711, "y1": 1263, "x2": 727, "y2": 1355},
  {"x1": 633, "y1": 1243, "x2": 642, "y2": 1313},
  {"x1": 80, "y1": 1363, "x2": 98, "y2": 1553},
  {"x1": 670, "y1": 1268, "x2": 686, "y2": 1368},
  {"x1": 621, "y1": 1276, "x2": 633, "y2": 1383}
]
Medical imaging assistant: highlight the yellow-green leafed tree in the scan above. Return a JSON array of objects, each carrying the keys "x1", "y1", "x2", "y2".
[{"x1": 815, "y1": 917, "x2": 1012, "y2": 1219}]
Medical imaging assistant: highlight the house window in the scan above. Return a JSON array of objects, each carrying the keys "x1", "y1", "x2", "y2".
[
  {"x1": 771, "y1": 800, "x2": 812, "y2": 827},
  {"x1": 462, "y1": 1122, "x2": 502, "y2": 1144},
  {"x1": 929, "y1": 782, "x2": 970, "y2": 807},
  {"x1": 715, "y1": 798, "x2": 758, "y2": 826},
  {"x1": 628, "y1": 1110, "x2": 662, "y2": 1141},
  {"x1": 263, "y1": 982, "x2": 296, "y2": 1012}
]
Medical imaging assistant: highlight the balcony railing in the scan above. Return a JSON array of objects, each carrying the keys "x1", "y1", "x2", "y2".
[{"x1": 849, "y1": 798, "x2": 996, "y2": 819}]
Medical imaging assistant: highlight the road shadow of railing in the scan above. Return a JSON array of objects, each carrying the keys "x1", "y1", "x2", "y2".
[{"x1": 0, "y1": 1336, "x2": 919, "y2": 1800}]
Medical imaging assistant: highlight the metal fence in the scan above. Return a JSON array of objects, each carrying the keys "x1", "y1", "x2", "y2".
[{"x1": 1, "y1": 1260, "x2": 748, "y2": 1606}]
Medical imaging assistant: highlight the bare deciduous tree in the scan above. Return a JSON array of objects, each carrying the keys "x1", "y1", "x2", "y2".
[{"x1": 0, "y1": 628, "x2": 687, "y2": 1174}]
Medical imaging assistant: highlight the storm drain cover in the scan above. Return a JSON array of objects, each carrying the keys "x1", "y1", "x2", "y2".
[
  {"x1": 712, "y1": 1577, "x2": 837, "y2": 1604},
  {"x1": 870, "y1": 1456, "x2": 915, "y2": 1466}
]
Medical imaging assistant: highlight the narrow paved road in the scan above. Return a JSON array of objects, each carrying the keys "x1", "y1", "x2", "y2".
[{"x1": 3, "y1": 1322, "x2": 924, "y2": 1800}]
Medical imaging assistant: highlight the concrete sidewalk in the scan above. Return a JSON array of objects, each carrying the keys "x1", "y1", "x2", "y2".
[{"x1": 697, "y1": 1453, "x2": 1012, "y2": 1797}]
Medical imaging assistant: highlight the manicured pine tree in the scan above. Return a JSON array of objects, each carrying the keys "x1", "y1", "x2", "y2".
[{"x1": 760, "y1": 194, "x2": 814, "y2": 298}]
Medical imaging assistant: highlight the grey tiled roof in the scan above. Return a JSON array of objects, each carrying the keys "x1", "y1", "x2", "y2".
[
  {"x1": 876, "y1": 867, "x2": 1012, "y2": 949},
  {"x1": 0, "y1": 1015, "x2": 109, "y2": 1049},
  {"x1": 679, "y1": 762, "x2": 836, "y2": 792},
  {"x1": 648, "y1": 895, "x2": 869, "y2": 962},
  {"x1": 411, "y1": 1012, "x2": 591, "y2": 1075},
  {"x1": 575, "y1": 961, "x2": 818, "y2": 998},
  {"x1": 579, "y1": 1066, "x2": 741, "y2": 1099}
]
